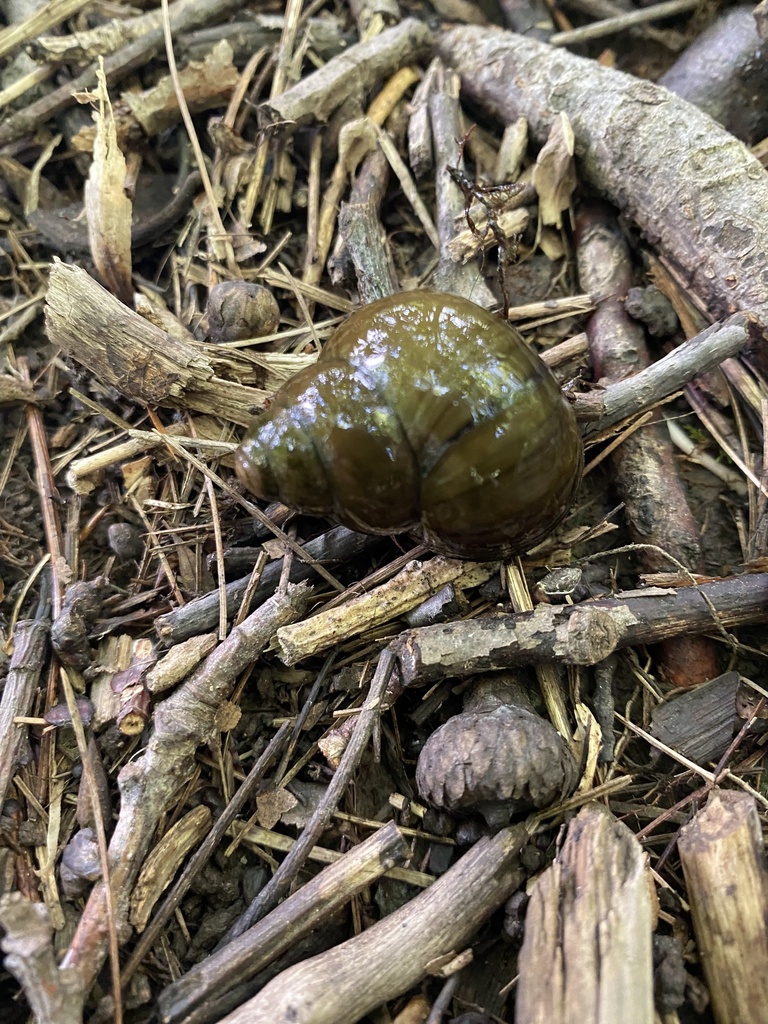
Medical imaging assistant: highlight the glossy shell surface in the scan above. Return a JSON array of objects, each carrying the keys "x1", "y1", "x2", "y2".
[{"x1": 235, "y1": 290, "x2": 583, "y2": 558}]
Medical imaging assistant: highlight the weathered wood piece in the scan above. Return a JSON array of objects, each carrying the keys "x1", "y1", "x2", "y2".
[
  {"x1": 393, "y1": 574, "x2": 768, "y2": 687},
  {"x1": 678, "y1": 791, "x2": 768, "y2": 1024},
  {"x1": 0, "y1": 619, "x2": 47, "y2": 807},
  {"x1": 649, "y1": 671, "x2": 740, "y2": 764},
  {"x1": 516, "y1": 803, "x2": 654, "y2": 1024},
  {"x1": 216, "y1": 825, "x2": 527, "y2": 1024},
  {"x1": 45, "y1": 262, "x2": 292, "y2": 425},
  {"x1": 437, "y1": 26, "x2": 768, "y2": 332},
  {"x1": 259, "y1": 18, "x2": 433, "y2": 127}
]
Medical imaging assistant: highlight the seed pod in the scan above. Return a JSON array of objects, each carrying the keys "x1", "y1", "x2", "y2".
[
  {"x1": 416, "y1": 677, "x2": 578, "y2": 827},
  {"x1": 235, "y1": 291, "x2": 583, "y2": 559}
]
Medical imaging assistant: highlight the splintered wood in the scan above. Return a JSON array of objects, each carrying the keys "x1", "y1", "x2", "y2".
[
  {"x1": 679, "y1": 792, "x2": 768, "y2": 1024},
  {"x1": 516, "y1": 804, "x2": 654, "y2": 1024}
]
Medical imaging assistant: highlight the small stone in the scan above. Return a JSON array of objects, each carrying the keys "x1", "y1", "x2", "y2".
[
  {"x1": 624, "y1": 285, "x2": 678, "y2": 337},
  {"x1": 108, "y1": 522, "x2": 144, "y2": 560}
]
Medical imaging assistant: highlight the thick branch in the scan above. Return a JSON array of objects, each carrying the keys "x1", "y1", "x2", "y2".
[{"x1": 438, "y1": 26, "x2": 768, "y2": 332}]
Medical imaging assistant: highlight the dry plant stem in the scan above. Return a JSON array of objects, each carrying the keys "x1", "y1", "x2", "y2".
[
  {"x1": 60, "y1": 667, "x2": 123, "y2": 1024},
  {"x1": 437, "y1": 27, "x2": 768, "y2": 332},
  {"x1": 160, "y1": 0, "x2": 235, "y2": 274},
  {"x1": 550, "y1": 0, "x2": 700, "y2": 46},
  {"x1": 158, "y1": 820, "x2": 409, "y2": 1024},
  {"x1": 274, "y1": 556, "x2": 496, "y2": 666},
  {"x1": 258, "y1": 19, "x2": 432, "y2": 127},
  {"x1": 0, "y1": 619, "x2": 47, "y2": 806},
  {"x1": 516, "y1": 803, "x2": 654, "y2": 1024},
  {"x1": 506, "y1": 562, "x2": 571, "y2": 742},
  {"x1": 228, "y1": 821, "x2": 433, "y2": 887},
  {"x1": 392, "y1": 572, "x2": 768, "y2": 687},
  {"x1": 540, "y1": 331, "x2": 588, "y2": 369},
  {"x1": 0, "y1": 0, "x2": 248, "y2": 149},
  {"x1": 429, "y1": 63, "x2": 495, "y2": 305},
  {"x1": 219, "y1": 648, "x2": 397, "y2": 944},
  {"x1": 562, "y1": 0, "x2": 677, "y2": 45},
  {"x1": 120, "y1": 721, "x2": 292, "y2": 988},
  {"x1": 156, "y1": 526, "x2": 375, "y2": 644},
  {"x1": 182, "y1": 16, "x2": 349, "y2": 67},
  {"x1": 330, "y1": 113, "x2": 393, "y2": 288},
  {"x1": 572, "y1": 315, "x2": 756, "y2": 432},
  {"x1": 217, "y1": 824, "x2": 527, "y2": 1024},
  {"x1": 60, "y1": 583, "x2": 310, "y2": 995},
  {"x1": 576, "y1": 204, "x2": 717, "y2": 687},
  {"x1": 678, "y1": 791, "x2": 768, "y2": 1024},
  {"x1": 34, "y1": 0, "x2": 238, "y2": 61},
  {"x1": 21, "y1": 360, "x2": 64, "y2": 617},
  {"x1": 304, "y1": 69, "x2": 417, "y2": 291},
  {"x1": 0, "y1": 894, "x2": 84, "y2": 1024},
  {"x1": 338, "y1": 197, "x2": 397, "y2": 302}
]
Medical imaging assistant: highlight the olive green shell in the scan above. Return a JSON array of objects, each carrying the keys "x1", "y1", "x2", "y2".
[{"x1": 235, "y1": 291, "x2": 583, "y2": 559}]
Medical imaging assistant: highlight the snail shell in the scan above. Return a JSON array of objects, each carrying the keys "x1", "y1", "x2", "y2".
[{"x1": 235, "y1": 290, "x2": 582, "y2": 559}]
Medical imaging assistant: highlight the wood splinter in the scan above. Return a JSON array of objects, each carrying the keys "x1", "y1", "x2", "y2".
[{"x1": 678, "y1": 790, "x2": 768, "y2": 1024}]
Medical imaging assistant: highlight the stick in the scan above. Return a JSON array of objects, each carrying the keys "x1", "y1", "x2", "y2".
[
  {"x1": 0, "y1": 619, "x2": 48, "y2": 806},
  {"x1": 158, "y1": 821, "x2": 409, "y2": 1024},
  {"x1": 393, "y1": 572, "x2": 768, "y2": 687},
  {"x1": 217, "y1": 824, "x2": 528, "y2": 1024},
  {"x1": 678, "y1": 791, "x2": 768, "y2": 1024},
  {"x1": 516, "y1": 803, "x2": 654, "y2": 1023},
  {"x1": 0, "y1": 895, "x2": 84, "y2": 1024}
]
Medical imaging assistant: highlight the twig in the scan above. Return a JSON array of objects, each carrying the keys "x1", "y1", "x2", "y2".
[
  {"x1": 0, "y1": 619, "x2": 48, "y2": 807},
  {"x1": 0, "y1": 894, "x2": 84, "y2": 1024},
  {"x1": 393, "y1": 573, "x2": 768, "y2": 688},
  {"x1": 120, "y1": 721, "x2": 292, "y2": 988},
  {"x1": 573, "y1": 315, "x2": 758, "y2": 432},
  {"x1": 216, "y1": 823, "x2": 528, "y2": 1024},
  {"x1": 158, "y1": 820, "x2": 409, "y2": 1024},
  {"x1": 550, "y1": 0, "x2": 700, "y2": 46}
]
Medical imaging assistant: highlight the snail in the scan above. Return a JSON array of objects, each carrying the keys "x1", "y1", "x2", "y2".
[{"x1": 235, "y1": 290, "x2": 583, "y2": 559}]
